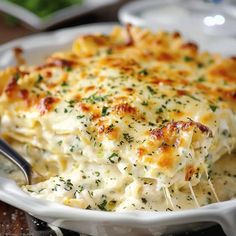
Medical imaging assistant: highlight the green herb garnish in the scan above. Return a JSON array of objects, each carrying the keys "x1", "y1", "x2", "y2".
[
  {"x1": 138, "y1": 69, "x2": 149, "y2": 76},
  {"x1": 97, "y1": 200, "x2": 107, "y2": 211},
  {"x1": 184, "y1": 56, "x2": 194, "y2": 62},
  {"x1": 147, "y1": 86, "x2": 156, "y2": 95},
  {"x1": 108, "y1": 153, "x2": 120, "y2": 164},
  {"x1": 36, "y1": 74, "x2": 44, "y2": 84},
  {"x1": 101, "y1": 106, "x2": 109, "y2": 116},
  {"x1": 123, "y1": 133, "x2": 134, "y2": 143},
  {"x1": 5, "y1": 0, "x2": 84, "y2": 18},
  {"x1": 209, "y1": 104, "x2": 218, "y2": 112}
]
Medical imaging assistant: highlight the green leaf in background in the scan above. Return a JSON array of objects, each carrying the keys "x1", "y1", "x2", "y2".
[{"x1": 5, "y1": 0, "x2": 83, "y2": 18}]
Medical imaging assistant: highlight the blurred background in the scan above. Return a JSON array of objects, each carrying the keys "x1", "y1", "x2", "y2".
[
  {"x1": 0, "y1": 0, "x2": 236, "y2": 45},
  {"x1": 0, "y1": 0, "x2": 130, "y2": 44}
]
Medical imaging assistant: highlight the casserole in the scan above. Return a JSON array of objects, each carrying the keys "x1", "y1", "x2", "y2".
[{"x1": 0, "y1": 23, "x2": 235, "y2": 236}]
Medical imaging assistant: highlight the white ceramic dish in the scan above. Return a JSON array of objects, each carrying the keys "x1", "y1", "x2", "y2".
[
  {"x1": 119, "y1": 0, "x2": 236, "y2": 56},
  {"x1": 0, "y1": 23, "x2": 235, "y2": 236},
  {"x1": 0, "y1": 0, "x2": 118, "y2": 30}
]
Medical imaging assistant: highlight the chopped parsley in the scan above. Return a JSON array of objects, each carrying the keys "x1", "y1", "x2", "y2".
[
  {"x1": 95, "y1": 179, "x2": 101, "y2": 186},
  {"x1": 141, "y1": 198, "x2": 147, "y2": 204},
  {"x1": 197, "y1": 62, "x2": 205, "y2": 68},
  {"x1": 14, "y1": 73, "x2": 20, "y2": 81},
  {"x1": 64, "y1": 179, "x2": 73, "y2": 191},
  {"x1": 77, "y1": 185, "x2": 84, "y2": 193},
  {"x1": 147, "y1": 86, "x2": 156, "y2": 95},
  {"x1": 221, "y1": 129, "x2": 230, "y2": 137},
  {"x1": 186, "y1": 94, "x2": 201, "y2": 102},
  {"x1": 123, "y1": 133, "x2": 134, "y2": 143},
  {"x1": 69, "y1": 145, "x2": 75, "y2": 152},
  {"x1": 57, "y1": 140, "x2": 63, "y2": 146},
  {"x1": 196, "y1": 76, "x2": 205, "y2": 82},
  {"x1": 61, "y1": 81, "x2": 68, "y2": 86},
  {"x1": 97, "y1": 200, "x2": 107, "y2": 211},
  {"x1": 106, "y1": 48, "x2": 113, "y2": 55},
  {"x1": 52, "y1": 183, "x2": 60, "y2": 191},
  {"x1": 86, "y1": 205, "x2": 92, "y2": 210},
  {"x1": 58, "y1": 177, "x2": 74, "y2": 191},
  {"x1": 27, "y1": 189, "x2": 34, "y2": 193},
  {"x1": 107, "y1": 124, "x2": 114, "y2": 132},
  {"x1": 84, "y1": 94, "x2": 107, "y2": 104},
  {"x1": 156, "y1": 107, "x2": 163, "y2": 114},
  {"x1": 94, "y1": 171, "x2": 100, "y2": 177},
  {"x1": 38, "y1": 188, "x2": 45, "y2": 193},
  {"x1": 184, "y1": 56, "x2": 194, "y2": 62},
  {"x1": 65, "y1": 66, "x2": 72, "y2": 72},
  {"x1": 67, "y1": 100, "x2": 76, "y2": 108},
  {"x1": 166, "y1": 208, "x2": 173, "y2": 211},
  {"x1": 36, "y1": 74, "x2": 44, "y2": 84},
  {"x1": 108, "y1": 153, "x2": 120, "y2": 164},
  {"x1": 138, "y1": 69, "x2": 149, "y2": 76},
  {"x1": 141, "y1": 101, "x2": 149, "y2": 106},
  {"x1": 77, "y1": 115, "x2": 85, "y2": 119},
  {"x1": 101, "y1": 106, "x2": 109, "y2": 116},
  {"x1": 74, "y1": 187, "x2": 84, "y2": 197},
  {"x1": 209, "y1": 104, "x2": 218, "y2": 112}
]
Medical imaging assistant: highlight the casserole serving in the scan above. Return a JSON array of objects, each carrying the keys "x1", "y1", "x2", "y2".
[{"x1": 0, "y1": 23, "x2": 235, "y2": 236}]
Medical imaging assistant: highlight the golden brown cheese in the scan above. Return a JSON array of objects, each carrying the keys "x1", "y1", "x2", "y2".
[{"x1": 0, "y1": 26, "x2": 236, "y2": 211}]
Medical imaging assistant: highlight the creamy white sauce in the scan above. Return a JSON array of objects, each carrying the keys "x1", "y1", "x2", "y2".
[
  {"x1": 19, "y1": 151, "x2": 235, "y2": 212},
  {"x1": 0, "y1": 26, "x2": 235, "y2": 212}
]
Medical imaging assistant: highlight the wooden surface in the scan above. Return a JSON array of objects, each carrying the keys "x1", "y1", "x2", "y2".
[
  {"x1": 0, "y1": 201, "x2": 29, "y2": 235},
  {"x1": 0, "y1": 15, "x2": 32, "y2": 45}
]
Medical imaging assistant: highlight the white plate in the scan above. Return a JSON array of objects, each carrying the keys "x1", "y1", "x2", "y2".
[
  {"x1": 0, "y1": 23, "x2": 236, "y2": 236},
  {"x1": 119, "y1": 0, "x2": 236, "y2": 56},
  {"x1": 0, "y1": 0, "x2": 118, "y2": 30}
]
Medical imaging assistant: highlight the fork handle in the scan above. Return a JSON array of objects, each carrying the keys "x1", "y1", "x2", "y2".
[{"x1": 0, "y1": 138, "x2": 31, "y2": 184}]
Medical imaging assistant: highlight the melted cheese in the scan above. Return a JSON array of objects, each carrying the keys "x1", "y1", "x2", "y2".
[{"x1": 0, "y1": 26, "x2": 236, "y2": 211}]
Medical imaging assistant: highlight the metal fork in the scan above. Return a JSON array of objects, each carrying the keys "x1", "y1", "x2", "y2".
[{"x1": 0, "y1": 138, "x2": 32, "y2": 185}]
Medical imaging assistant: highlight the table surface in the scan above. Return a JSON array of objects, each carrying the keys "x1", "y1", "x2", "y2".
[{"x1": 0, "y1": 1, "x2": 230, "y2": 235}]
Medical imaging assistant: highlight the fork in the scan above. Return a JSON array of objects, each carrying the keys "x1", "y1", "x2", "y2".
[{"x1": 0, "y1": 138, "x2": 32, "y2": 185}]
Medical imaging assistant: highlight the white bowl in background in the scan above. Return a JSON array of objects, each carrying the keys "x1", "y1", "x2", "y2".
[{"x1": 119, "y1": 0, "x2": 236, "y2": 56}]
